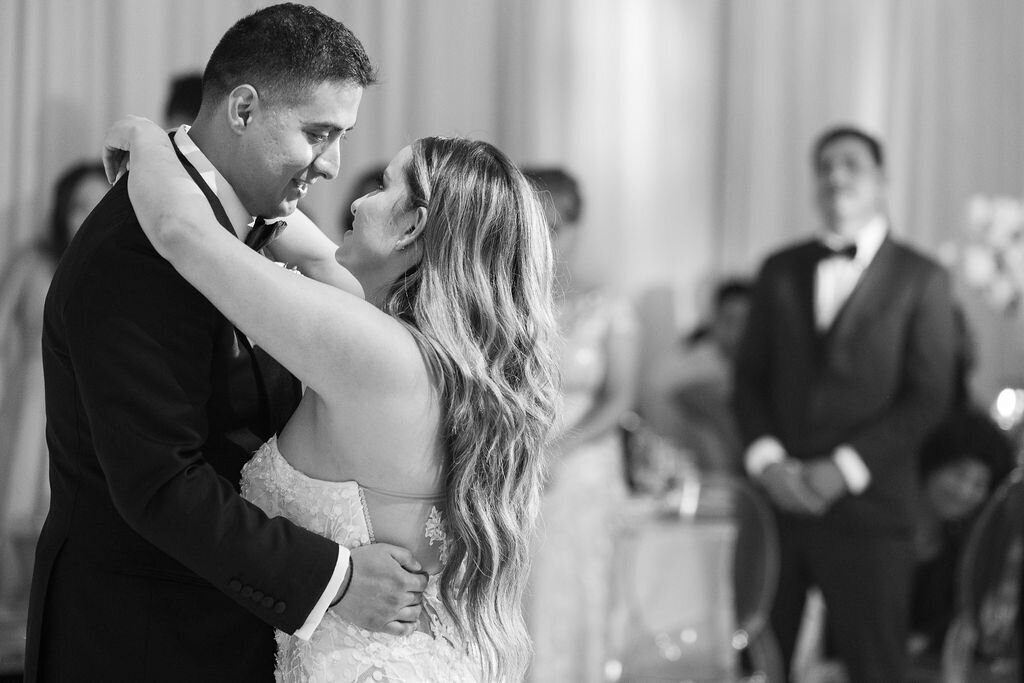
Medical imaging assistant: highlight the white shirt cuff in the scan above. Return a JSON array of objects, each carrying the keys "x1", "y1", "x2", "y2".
[
  {"x1": 744, "y1": 436, "x2": 786, "y2": 477},
  {"x1": 293, "y1": 544, "x2": 350, "y2": 640},
  {"x1": 832, "y1": 445, "x2": 871, "y2": 494}
]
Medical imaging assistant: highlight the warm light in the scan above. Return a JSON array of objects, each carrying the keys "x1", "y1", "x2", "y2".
[
  {"x1": 604, "y1": 659, "x2": 622, "y2": 681},
  {"x1": 992, "y1": 387, "x2": 1024, "y2": 430}
]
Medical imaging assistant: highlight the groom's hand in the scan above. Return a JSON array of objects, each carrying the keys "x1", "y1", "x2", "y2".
[{"x1": 333, "y1": 543, "x2": 427, "y2": 636}]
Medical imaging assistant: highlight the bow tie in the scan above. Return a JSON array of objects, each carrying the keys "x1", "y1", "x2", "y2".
[
  {"x1": 245, "y1": 217, "x2": 287, "y2": 252},
  {"x1": 816, "y1": 242, "x2": 857, "y2": 260}
]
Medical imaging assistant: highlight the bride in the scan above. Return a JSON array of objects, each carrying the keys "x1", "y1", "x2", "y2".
[{"x1": 103, "y1": 116, "x2": 558, "y2": 682}]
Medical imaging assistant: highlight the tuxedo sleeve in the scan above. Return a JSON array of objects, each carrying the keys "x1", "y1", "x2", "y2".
[
  {"x1": 846, "y1": 264, "x2": 956, "y2": 477},
  {"x1": 733, "y1": 258, "x2": 779, "y2": 447},
  {"x1": 60, "y1": 219, "x2": 340, "y2": 635}
]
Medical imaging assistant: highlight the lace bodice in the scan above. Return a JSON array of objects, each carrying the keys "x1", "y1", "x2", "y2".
[{"x1": 241, "y1": 438, "x2": 481, "y2": 682}]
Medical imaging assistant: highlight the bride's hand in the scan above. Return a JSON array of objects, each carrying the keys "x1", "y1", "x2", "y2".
[
  {"x1": 101, "y1": 115, "x2": 207, "y2": 258},
  {"x1": 102, "y1": 115, "x2": 169, "y2": 184}
]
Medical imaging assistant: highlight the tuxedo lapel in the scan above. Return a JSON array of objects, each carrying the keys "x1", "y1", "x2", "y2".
[
  {"x1": 170, "y1": 136, "x2": 239, "y2": 238},
  {"x1": 791, "y1": 243, "x2": 824, "y2": 359},
  {"x1": 823, "y1": 238, "x2": 901, "y2": 351}
]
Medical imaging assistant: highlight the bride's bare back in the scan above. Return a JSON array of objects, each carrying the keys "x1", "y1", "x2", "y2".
[{"x1": 277, "y1": 337, "x2": 448, "y2": 573}]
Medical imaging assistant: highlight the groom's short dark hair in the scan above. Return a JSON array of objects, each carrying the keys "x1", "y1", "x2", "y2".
[{"x1": 202, "y1": 3, "x2": 376, "y2": 108}]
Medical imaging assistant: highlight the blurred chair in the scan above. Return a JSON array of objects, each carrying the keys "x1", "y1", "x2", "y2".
[
  {"x1": 605, "y1": 472, "x2": 782, "y2": 682},
  {"x1": 939, "y1": 466, "x2": 1024, "y2": 683}
]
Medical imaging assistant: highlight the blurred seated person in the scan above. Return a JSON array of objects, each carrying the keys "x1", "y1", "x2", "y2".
[
  {"x1": 0, "y1": 161, "x2": 108, "y2": 613},
  {"x1": 522, "y1": 167, "x2": 640, "y2": 682},
  {"x1": 909, "y1": 408, "x2": 1015, "y2": 656},
  {"x1": 649, "y1": 278, "x2": 750, "y2": 475},
  {"x1": 815, "y1": 407, "x2": 1015, "y2": 678},
  {"x1": 801, "y1": 411, "x2": 1015, "y2": 682}
]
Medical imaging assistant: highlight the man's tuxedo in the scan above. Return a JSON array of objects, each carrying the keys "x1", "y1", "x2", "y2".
[
  {"x1": 734, "y1": 235, "x2": 956, "y2": 680},
  {"x1": 25, "y1": 159, "x2": 338, "y2": 681}
]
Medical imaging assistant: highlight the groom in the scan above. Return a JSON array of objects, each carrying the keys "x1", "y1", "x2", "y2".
[{"x1": 25, "y1": 5, "x2": 426, "y2": 681}]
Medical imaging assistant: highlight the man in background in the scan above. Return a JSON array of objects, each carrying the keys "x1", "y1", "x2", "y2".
[
  {"x1": 672, "y1": 278, "x2": 752, "y2": 474},
  {"x1": 733, "y1": 126, "x2": 956, "y2": 681},
  {"x1": 164, "y1": 71, "x2": 203, "y2": 127}
]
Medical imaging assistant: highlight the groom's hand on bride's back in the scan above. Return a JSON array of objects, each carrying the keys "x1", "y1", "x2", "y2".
[{"x1": 333, "y1": 543, "x2": 428, "y2": 636}]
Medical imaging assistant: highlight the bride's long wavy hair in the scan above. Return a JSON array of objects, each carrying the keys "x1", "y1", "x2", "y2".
[{"x1": 380, "y1": 137, "x2": 558, "y2": 680}]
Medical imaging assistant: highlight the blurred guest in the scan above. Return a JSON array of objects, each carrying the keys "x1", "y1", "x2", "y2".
[
  {"x1": 909, "y1": 408, "x2": 1014, "y2": 655},
  {"x1": 670, "y1": 278, "x2": 751, "y2": 474},
  {"x1": 0, "y1": 161, "x2": 108, "y2": 611},
  {"x1": 163, "y1": 72, "x2": 203, "y2": 128},
  {"x1": 523, "y1": 168, "x2": 640, "y2": 682},
  {"x1": 733, "y1": 126, "x2": 957, "y2": 681}
]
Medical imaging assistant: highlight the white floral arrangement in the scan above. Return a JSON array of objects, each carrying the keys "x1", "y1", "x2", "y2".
[
  {"x1": 942, "y1": 195, "x2": 1024, "y2": 314},
  {"x1": 940, "y1": 195, "x2": 1024, "y2": 438}
]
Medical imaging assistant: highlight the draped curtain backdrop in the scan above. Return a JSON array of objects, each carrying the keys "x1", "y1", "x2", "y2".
[{"x1": 2, "y1": 0, "x2": 1023, "y2": 400}]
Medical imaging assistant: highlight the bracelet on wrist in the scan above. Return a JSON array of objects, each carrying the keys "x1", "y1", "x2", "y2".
[{"x1": 329, "y1": 555, "x2": 354, "y2": 608}]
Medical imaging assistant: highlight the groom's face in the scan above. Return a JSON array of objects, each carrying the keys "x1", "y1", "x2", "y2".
[{"x1": 234, "y1": 80, "x2": 363, "y2": 219}]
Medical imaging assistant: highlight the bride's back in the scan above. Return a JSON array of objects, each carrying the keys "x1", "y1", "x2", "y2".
[{"x1": 275, "y1": 332, "x2": 448, "y2": 572}]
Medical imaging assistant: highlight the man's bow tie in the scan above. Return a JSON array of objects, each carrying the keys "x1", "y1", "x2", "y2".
[
  {"x1": 816, "y1": 242, "x2": 857, "y2": 260},
  {"x1": 245, "y1": 217, "x2": 287, "y2": 252}
]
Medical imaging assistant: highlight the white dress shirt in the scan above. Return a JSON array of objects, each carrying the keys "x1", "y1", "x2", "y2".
[
  {"x1": 815, "y1": 216, "x2": 888, "y2": 331},
  {"x1": 173, "y1": 126, "x2": 349, "y2": 639},
  {"x1": 744, "y1": 216, "x2": 888, "y2": 495}
]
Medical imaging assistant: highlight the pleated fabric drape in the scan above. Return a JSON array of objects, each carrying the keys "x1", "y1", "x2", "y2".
[{"x1": 2, "y1": 0, "x2": 1024, "y2": 394}]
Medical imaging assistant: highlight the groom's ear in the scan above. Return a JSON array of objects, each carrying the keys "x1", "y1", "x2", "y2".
[{"x1": 227, "y1": 85, "x2": 259, "y2": 134}]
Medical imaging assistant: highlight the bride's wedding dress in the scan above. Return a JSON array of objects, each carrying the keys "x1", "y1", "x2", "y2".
[{"x1": 241, "y1": 437, "x2": 481, "y2": 682}]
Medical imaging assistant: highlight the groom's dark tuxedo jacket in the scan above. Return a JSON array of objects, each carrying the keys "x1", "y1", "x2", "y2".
[
  {"x1": 25, "y1": 147, "x2": 339, "y2": 681},
  {"x1": 734, "y1": 235, "x2": 955, "y2": 534}
]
